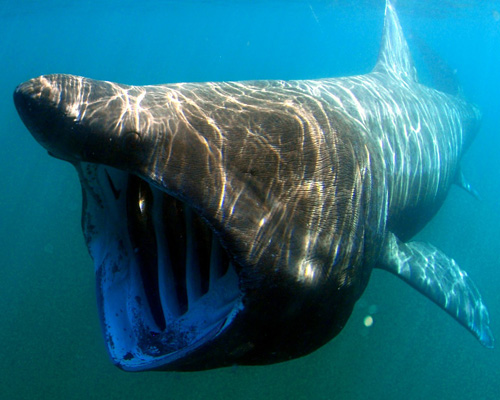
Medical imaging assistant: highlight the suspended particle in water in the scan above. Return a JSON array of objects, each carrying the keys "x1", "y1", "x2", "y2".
[
  {"x1": 363, "y1": 315, "x2": 374, "y2": 327},
  {"x1": 368, "y1": 304, "x2": 379, "y2": 314}
]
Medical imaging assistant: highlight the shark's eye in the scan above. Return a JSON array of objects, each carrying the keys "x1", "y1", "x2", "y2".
[{"x1": 122, "y1": 131, "x2": 142, "y2": 151}]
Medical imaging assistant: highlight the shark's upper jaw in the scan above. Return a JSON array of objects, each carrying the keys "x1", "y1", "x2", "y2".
[{"x1": 80, "y1": 164, "x2": 243, "y2": 371}]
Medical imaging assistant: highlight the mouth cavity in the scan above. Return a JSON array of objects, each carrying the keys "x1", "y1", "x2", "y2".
[{"x1": 87, "y1": 167, "x2": 241, "y2": 371}]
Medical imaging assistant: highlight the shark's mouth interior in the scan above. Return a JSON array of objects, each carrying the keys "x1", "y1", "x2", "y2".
[{"x1": 80, "y1": 164, "x2": 242, "y2": 371}]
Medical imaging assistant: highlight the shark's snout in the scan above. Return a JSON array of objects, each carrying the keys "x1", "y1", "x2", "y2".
[
  {"x1": 14, "y1": 75, "x2": 84, "y2": 162},
  {"x1": 14, "y1": 77, "x2": 57, "y2": 139}
]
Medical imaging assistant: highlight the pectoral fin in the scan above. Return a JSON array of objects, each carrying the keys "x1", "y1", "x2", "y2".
[
  {"x1": 455, "y1": 168, "x2": 481, "y2": 200},
  {"x1": 377, "y1": 232, "x2": 494, "y2": 348}
]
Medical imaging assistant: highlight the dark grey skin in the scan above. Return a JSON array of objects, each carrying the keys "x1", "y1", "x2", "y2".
[{"x1": 14, "y1": 1, "x2": 492, "y2": 371}]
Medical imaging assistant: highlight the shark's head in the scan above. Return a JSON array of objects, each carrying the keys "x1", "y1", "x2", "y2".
[
  {"x1": 14, "y1": 74, "x2": 372, "y2": 371},
  {"x1": 14, "y1": 75, "x2": 154, "y2": 167}
]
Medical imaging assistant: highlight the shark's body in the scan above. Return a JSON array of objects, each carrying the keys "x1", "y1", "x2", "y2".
[{"x1": 14, "y1": 1, "x2": 492, "y2": 371}]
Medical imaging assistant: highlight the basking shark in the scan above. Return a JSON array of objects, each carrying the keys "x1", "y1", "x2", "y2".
[{"x1": 14, "y1": 1, "x2": 492, "y2": 371}]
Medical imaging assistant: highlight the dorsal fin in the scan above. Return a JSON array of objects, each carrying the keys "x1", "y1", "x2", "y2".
[{"x1": 373, "y1": 0, "x2": 418, "y2": 82}]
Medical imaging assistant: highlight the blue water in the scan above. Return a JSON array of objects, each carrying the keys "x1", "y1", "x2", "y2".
[{"x1": 1, "y1": 0, "x2": 499, "y2": 398}]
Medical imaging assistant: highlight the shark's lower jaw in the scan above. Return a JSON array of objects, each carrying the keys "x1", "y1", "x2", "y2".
[{"x1": 78, "y1": 164, "x2": 242, "y2": 371}]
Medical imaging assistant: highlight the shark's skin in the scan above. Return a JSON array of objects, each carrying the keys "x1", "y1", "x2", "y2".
[{"x1": 14, "y1": 1, "x2": 492, "y2": 371}]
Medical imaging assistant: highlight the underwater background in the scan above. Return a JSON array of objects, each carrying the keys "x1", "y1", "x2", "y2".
[{"x1": 0, "y1": 0, "x2": 499, "y2": 398}]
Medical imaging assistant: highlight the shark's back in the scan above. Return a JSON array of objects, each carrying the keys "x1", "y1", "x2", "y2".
[{"x1": 288, "y1": 2, "x2": 481, "y2": 239}]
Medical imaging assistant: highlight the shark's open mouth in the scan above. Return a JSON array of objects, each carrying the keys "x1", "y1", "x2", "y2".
[{"x1": 78, "y1": 163, "x2": 242, "y2": 371}]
